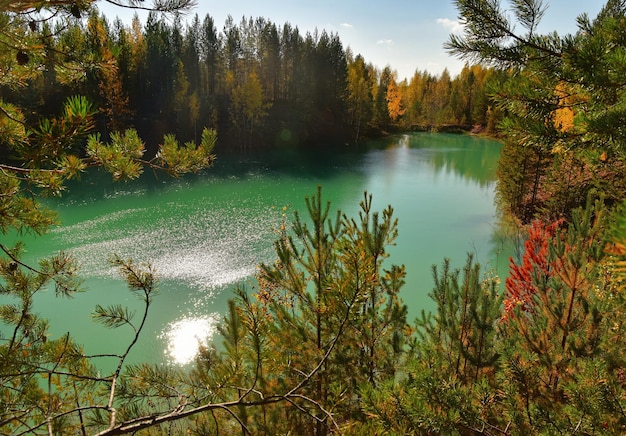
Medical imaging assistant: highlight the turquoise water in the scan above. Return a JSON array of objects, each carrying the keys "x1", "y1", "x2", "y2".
[{"x1": 13, "y1": 133, "x2": 506, "y2": 367}]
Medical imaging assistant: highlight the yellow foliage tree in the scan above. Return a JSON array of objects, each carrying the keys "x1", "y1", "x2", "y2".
[
  {"x1": 386, "y1": 72, "x2": 405, "y2": 123},
  {"x1": 229, "y1": 71, "x2": 270, "y2": 148},
  {"x1": 553, "y1": 82, "x2": 578, "y2": 133}
]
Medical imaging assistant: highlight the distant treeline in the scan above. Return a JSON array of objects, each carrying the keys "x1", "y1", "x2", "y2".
[{"x1": 4, "y1": 11, "x2": 508, "y2": 152}]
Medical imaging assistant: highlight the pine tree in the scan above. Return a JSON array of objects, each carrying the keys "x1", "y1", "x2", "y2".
[
  {"x1": 187, "y1": 188, "x2": 410, "y2": 435},
  {"x1": 499, "y1": 199, "x2": 614, "y2": 432},
  {"x1": 359, "y1": 254, "x2": 503, "y2": 434},
  {"x1": 447, "y1": 0, "x2": 626, "y2": 221}
]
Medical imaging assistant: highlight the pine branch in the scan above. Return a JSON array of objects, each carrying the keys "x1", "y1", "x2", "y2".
[
  {"x1": 93, "y1": 241, "x2": 365, "y2": 435},
  {"x1": 102, "y1": 0, "x2": 197, "y2": 14},
  {"x1": 14, "y1": 405, "x2": 111, "y2": 436},
  {"x1": 446, "y1": 0, "x2": 562, "y2": 66},
  {"x1": 0, "y1": 244, "x2": 80, "y2": 296},
  {"x1": 92, "y1": 305, "x2": 137, "y2": 331},
  {"x1": 98, "y1": 256, "x2": 156, "y2": 433}
]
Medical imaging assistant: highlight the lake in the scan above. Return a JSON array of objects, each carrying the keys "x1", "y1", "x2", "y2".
[{"x1": 15, "y1": 132, "x2": 508, "y2": 368}]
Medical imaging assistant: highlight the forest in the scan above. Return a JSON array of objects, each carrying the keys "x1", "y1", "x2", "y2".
[
  {"x1": 2, "y1": 0, "x2": 626, "y2": 435},
  {"x1": 0, "y1": 4, "x2": 504, "y2": 155}
]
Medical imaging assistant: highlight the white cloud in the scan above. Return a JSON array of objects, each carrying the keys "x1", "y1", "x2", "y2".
[
  {"x1": 376, "y1": 39, "x2": 394, "y2": 46},
  {"x1": 436, "y1": 18, "x2": 464, "y2": 33},
  {"x1": 340, "y1": 22, "x2": 353, "y2": 28}
]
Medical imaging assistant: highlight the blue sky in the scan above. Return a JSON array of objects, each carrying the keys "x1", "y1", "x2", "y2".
[{"x1": 100, "y1": 0, "x2": 606, "y2": 80}]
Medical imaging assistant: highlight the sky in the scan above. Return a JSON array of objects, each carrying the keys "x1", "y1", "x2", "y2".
[{"x1": 99, "y1": 0, "x2": 607, "y2": 81}]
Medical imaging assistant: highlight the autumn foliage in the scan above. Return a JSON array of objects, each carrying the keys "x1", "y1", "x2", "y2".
[{"x1": 502, "y1": 219, "x2": 561, "y2": 320}]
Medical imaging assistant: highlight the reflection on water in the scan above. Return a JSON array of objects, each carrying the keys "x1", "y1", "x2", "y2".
[
  {"x1": 398, "y1": 134, "x2": 410, "y2": 148},
  {"x1": 406, "y1": 133, "x2": 500, "y2": 187},
  {"x1": 160, "y1": 315, "x2": 220, "y2": 365}
]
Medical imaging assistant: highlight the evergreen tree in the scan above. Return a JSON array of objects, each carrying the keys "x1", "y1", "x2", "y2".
[
  {"x1": 358, "y1": 198, "x2": 626, "y2": 435},
  {"x1": 359, "y1": 254, "x2": 502, "y2": 434},
  {"x1": 259, "y1": 21, "x2": 280, "y2": 101},
  {"x1": 186, "y1": 188, "x2": 410, "y2": 434},
  {"x1": 280, "y1": 22, "x2": 304, "y2": 103},
  {"x1": 143, "y1": 12, "x2": 176, "y2": 112},
  {"x1": 199, "y1": 13, "x2": 220, "y2": 98},
  {"x1": 447, "y1": 0, "x2": 626, "y2": 221},
  {"x1": 498, "y1": 200, "x2": 611, "y2": 432},
  {"x1": 181, "y1": 15, "x2": 202, "y2": 100}
]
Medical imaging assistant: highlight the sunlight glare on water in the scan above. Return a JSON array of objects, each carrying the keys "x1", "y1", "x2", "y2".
[
  {"x1": 45, "y1": 191, "x2": 279, "y2": 364},
  {"x1": 160, "y1": 315, "x2": 220, "y2": 365},
  {"x1": 51, "y1": 199, "x2": 278, "y2": 291}
]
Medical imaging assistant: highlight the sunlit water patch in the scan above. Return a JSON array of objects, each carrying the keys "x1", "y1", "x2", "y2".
[
  {"x1": 41, "y1": 186, "x2": 283, "y2": 365},
  {"x1": 51, "y1": 197, "x2": 280, "y2": 292},
  {"x1": 160, "y1": 314, "x2": 220, "y2": 365}
]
